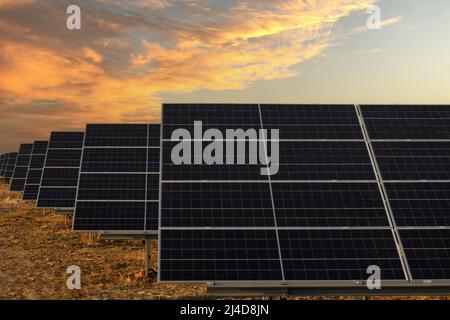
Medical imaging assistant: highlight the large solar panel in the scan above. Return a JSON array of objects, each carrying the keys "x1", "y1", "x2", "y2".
[
  {"x1": 4, "y1": 152, "x2": 18, "y2": 179},
  {"x1": 361, "y1": 105, "x2": 450, "y2": 282},
  {"x1": 23, "y1": 141, "x2": 49, "y2": 201},
  {"x1": 37, "y1": 132, "x2": 84, "y2": 210},
  {"x1": 10, "y1": 144, "x2": 33, "y2": 192},
  {"x1": 72, "y1": 124, "x2": 160, "y2": 233},
  {"x1": 159, "y1": 104, "x2": 408, "y2": 285}
]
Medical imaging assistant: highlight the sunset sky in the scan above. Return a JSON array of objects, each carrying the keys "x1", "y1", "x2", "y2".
[{"x1": 0, "y1": 0, "x2": 449, "y2": 152}]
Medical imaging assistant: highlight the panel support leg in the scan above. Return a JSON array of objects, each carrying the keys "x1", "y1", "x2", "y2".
[{"x1": 145, "y1": 240, "x2": 151, "y2": 278}]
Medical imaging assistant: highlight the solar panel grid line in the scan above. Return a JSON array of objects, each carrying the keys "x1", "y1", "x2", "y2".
[
  {"x1": 356, "y1": 105, "x2": 415, "y2": 281},
  {"x1": 258, "y1": 104, "x2": 286, "y2": 281},
  {"x1": 361, "y1": 105, "x2": 450, "y2": 140},
  {"x1": 371, "y1": 139, "x2": 450, "y2": 142},
  {"x1": 397, "y1": 226, "x2": 450, "y2": 230},
  {"x1": 161, "y1": 139, "x2": 366, "y2": 142}
]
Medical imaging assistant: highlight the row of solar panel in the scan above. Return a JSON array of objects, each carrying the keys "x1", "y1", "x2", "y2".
[{"x1": 1, "y1": 104, "x2": 450, "y2": 286}]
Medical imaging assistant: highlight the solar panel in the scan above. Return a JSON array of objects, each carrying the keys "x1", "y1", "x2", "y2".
[
  {"x1": 159, "y1": 104, "x2": 408, "y2": 285},
  {"x1": 37, "y1": 132, "x2": 84, "y2": 210},
  {"x1": 384, "y1": 182, "x2": 450, "y2": 227},
  {"x1": 10, "y1": 144, "x2": 33, "y2": 192},
  {"x1": 0, "y1": 154, "x2": 5, "y2": 177},
  {"x1": 23, "y1": 141, "x2": 49, "y2": 201},
  {"x1": 371, "y1": 141, "x2": 450, "y2": 180},
  {"x1": 361, "y1": 105, "x2": 450, "y2": 140},
  {"x1": 399, "y1": 229, "x2": 450, "y2": 280},
  {"x1": 72, "y1": 124, "x2": 160, "y2": 233},
  {"x1": 260, "y1": 104, "x2": 364, "y2": 140},
  {"x1": 4, "y1": 152, "x2": 18, "y2": 179},
  {"x1": 360, "y1": 105, "x2": 450, "y2": 283}
]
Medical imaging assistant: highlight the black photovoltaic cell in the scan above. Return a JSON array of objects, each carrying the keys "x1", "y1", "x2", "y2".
[
  {"x1": 84, "y1": 124, "x2": 148, "y2": 147},
  {"x1": 10, "y1": 144, "x2": 33, "y2": 192},
  {"x1": 273, "y1": 141, "x2": 375, "y2": 180},
  {"x1": 385, "y1": 183, "x2": 450, "y2": 227},
  {"x1": 4, "y1": 153, "x2": 18, "y2": 178},
  {"x1": 272, "y1": 183, "x2": 389, "y2": 227},
  {"x1": 362, "y1": 105, "x2": 450, "y2": 283},
  {"x1": 73, "y1": 124, "x2": 160, "y2": 232},
  {"x1": 37, "y1": 188, "x2": 77, "y2": 209},
  {"x1": 40, "y1": 168, "x2": 80, "y2": 187},
  {"x1": 159, "y1": 230, "x2": 283, "y2": 281},
  {"x1": 159, "y1": 104, "x2": 405, "y2": 283},
  {"x1": 77, "y1": 174, "x2": 146, "y2": 200},
  {"x1": 48, "y1": 132, "x2": 84, "y2": 149},
  {"x1": 0, "y1": 154, "x2": 5, "y2": 176},
  {"x1": 163, "y1": 104, "x2": 262, "y2": 139},
  {"x1": 44, "y1": 149, "x2": 82, "y2": 167},
  {"x1": 162, "y1": 141, "x2": 267, "y2": 181},
  {"x1": 23, "y1": 141, "x2": 48, "y2": 201},
  {"x1": 147, "y1": 174, "x2": 159, "y2": 200},
  {"x1": 147, "y1": 148, "x2": 160, "y2": 172},
  {"x1": 37, "y1": 132, "x2": 84, "y2": 209},
  {"x1": 361, "y1": 105, "x2": 450, "y2": 140},
  {"x1": 260, "y1": 104, "x2": 363, "y2": 140},
  {"x1": 22, "y1": 185, "x2": 40, "y2": 200},
  {"x1": 82, "y1": 148, "x2": 147, "y2": 172},
  {"x1": 399, "y1": 229, "x2": 450, "y2": 280},
  {"x1": 161, "y1": 182, "x2": 274, "y2": 227},
  {"x1": 75, "y1": 202, "x2": 146, "y2": 230},
  {"x1": 279, "y1": 229, "x2": 405, "y2": 280},
  {"x1": 372, "y1": 142, "x2": 450, "y2": 180}
]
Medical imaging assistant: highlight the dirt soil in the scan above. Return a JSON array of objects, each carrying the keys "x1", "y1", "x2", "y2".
[{"x1": 0, "y1": 183, "x2": 448, "y2": 300}]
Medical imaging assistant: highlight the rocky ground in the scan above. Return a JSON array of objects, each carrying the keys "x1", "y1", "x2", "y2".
[{"x1": 0, "y1": 183, "x2": 448, "y2": 300}]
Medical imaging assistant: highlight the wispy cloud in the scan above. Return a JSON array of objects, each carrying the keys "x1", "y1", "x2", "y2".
[
  {"x1": 355, "y1": 48, "x2": 383, "y2": 55},
  {"x1": 351, "y1": 15, "x2": 403, "y2": 34}
]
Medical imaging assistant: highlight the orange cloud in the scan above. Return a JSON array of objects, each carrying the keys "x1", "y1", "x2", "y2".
[{"x1": 0, "y1": 0, "x2": 376, "y2": 150}]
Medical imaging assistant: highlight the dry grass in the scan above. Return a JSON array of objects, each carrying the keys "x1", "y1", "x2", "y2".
[{"x1": 0, "y1": 183, "x2": 448, "y2": 300}]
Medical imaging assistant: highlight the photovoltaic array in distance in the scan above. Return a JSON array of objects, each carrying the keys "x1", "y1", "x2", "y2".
[
  {"x1": 37, "y1": 132, "x2": 84, "y2": 210},
  {"x1": 23, "y1": 141, "x2": 49, "y2": 201},
  {"x1": 72, "y1": 124, "x2": 160, "y2": 234}
]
